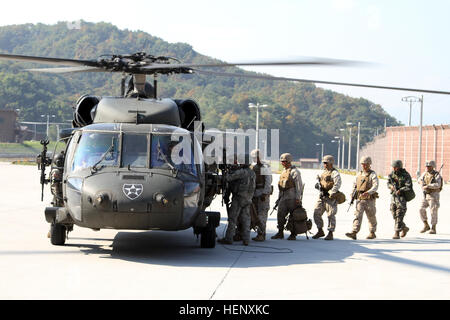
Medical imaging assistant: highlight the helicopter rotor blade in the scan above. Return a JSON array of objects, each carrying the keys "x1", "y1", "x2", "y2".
[
  {"x1": 140, "y1": 57, "x2": 368, "y2": 71},
  {"x1": 0, "y1": 53, "x2": 98, "y2": 67},
  {"x1": 193, "y1": 69, "x2": 450, "y2": 95},
  {"x1": 25, "y1": 66, "x2": 104, "y2": 73}
]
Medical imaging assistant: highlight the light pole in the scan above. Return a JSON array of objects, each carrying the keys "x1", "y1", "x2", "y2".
[
  {"x1": 316, "y1": 143, "x2": 324, "y2": 162},
  {"x1": 356, "y1": 122, "x2": 361, "y2": 172},
  {"x1": 41, "y1": 114, "x2": 56, "y2": 138},
  {"x1": 402, "y1": 96, "x2": 421, "y2": 126},
  {"x1": 331, "y1": 139, "x2": 340, "y2": 169},
  {"x1": 417, "y1": 95, "x2": 424, "y2": 179},
  {"x1": 339, "y1": 128, "x2": 345, "y2": 170},
  {"x1": 248, "y1": 102, "x2": 268, "y2": 150},
  {"x1": 346, "y1": 122, "x2": 353, "y2": 170},
  {"x1": 334, "y1": 136, "x2": 341, "y2": 169}
]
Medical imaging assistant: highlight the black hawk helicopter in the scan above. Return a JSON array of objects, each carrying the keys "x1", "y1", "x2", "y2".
[{"x1": 0, "y1": 52, "x2": 449, "y2": 248}]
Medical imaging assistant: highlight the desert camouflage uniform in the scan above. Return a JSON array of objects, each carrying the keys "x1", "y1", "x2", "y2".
[
  {"x1": 313, "y1": 168, "x2": 341, "y2": 232},
  {"x1": 223, "y1": 167, "x2": 256, "y2": 243},
  {"x1": 277, "y1": 165, "x2": 303, "y2": 230},
  {"x1": 352, "y1": 170, "x2": 379, "y2": 233},
  {"x1": 251, "y1": 162, "x2": 272, "y2": 237},
  {"x1": 418, "y1": 170, "x2": 442, "y2": 226}
]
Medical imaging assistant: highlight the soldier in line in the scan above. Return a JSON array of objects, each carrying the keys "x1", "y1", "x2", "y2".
[
  {"x1": 387, "y1": 160, "x2": 413, "y2": 239},
  {"x1": 271, "y1": 153, "x2": 303, "y2": 241},
  {"x1": 218, "y1": 155, "x2": 256, "y2": 246},
  {"x1": 418, "y1": 160, "x2": 442, "y2": 234},
  {"x1": 345, "y1": 156, "x2": 379, "y2": 240},
  {"x1": 250, "y1": 149, "x2": 273, "y2": 242},
  {"x1": 312, "y1": 155, "x2": 342, "y2": 241}
]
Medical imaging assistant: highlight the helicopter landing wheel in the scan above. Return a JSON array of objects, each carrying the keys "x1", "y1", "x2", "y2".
[
  {"x1": 50, "y1": 223, "x2": 66, "y2": 246},
  {"x1": 200, "y1": 225, "x2": 216, "y2": 248}
]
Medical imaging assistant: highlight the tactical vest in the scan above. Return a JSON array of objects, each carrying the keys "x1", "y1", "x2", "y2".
[
  {"x1": 320, "y1": 168, "x2": 336, "y2": 192},
  {"x1": 424, "y1": 171, "x2": 442, "y2": 193},
  {"x1": 251, "y1": 163, "x2": 266, "y2": 189},
  {"x1": 278, "y1": 166, "x2": 295, "y2": 191},
  {"x1": 356, "y1": 170, "x2": 375, "y2": 200}
]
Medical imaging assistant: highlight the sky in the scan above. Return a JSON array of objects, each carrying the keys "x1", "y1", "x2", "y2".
[{"x1": 0, "y1": 0, "x2": 449, "y2": 126}]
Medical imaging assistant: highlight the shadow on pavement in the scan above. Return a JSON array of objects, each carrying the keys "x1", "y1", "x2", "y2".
[{"x1": 61, "y1": 222, "x2": 450, "y2": 274}]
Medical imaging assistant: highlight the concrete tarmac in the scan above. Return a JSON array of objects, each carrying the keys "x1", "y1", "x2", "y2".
[{"x1": 0, "y1": 162, "x2": 449, "y2": 299}]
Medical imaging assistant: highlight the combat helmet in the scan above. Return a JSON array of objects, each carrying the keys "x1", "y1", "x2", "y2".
[
  {"x1": 322, "y1": 155, "x2": 334, "y2": 164},
  {"x1": 280, "y1": 153, "x2": 293, "y2": 163},
  {"x1": 360, "y1": 156, "x2": 372, "y2": 165},
  {"x1": 425, "y1": 160, "x2": 436, "y2": 168},
  {"x1": 391, "y1": 160, "x2": 403, "y2": 168}
]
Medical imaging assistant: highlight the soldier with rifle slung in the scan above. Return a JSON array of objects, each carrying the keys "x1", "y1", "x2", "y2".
[
  {"x1": 218, "y1": 154, "x2": 256, "y2": 246},
  {"x1": 418, "y1": 160, "x2": 443, "y2": 234},
  {"x1": 387, "y1": 160, "x2": 414, "y2": 239},
  {"x1": 312, "y1": 155, "x2": 342, "y2": 240},
  {"x1": 250, "y1": 149, "x2": 272, "y2": 242},
  {"x1": 345, "y1": 156, "x2": 379, "y2": 240},
  {"x1": 271, "y1": 153, "x2": 303, "y2": 240}
]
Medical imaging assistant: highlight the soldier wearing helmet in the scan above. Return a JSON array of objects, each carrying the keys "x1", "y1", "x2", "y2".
[
  {"x1": 271, "y1": 153, "x2": 304, "y2": 240},
  {"x1": 249, "y1": 149, "x2": 272, "y2": 242},
  {"x1": 312, "y1": 155, "x2": 342, "y2": 240},
  {"x1": 345, "y1": 156, "x2": 379, "y2": 240},
  {"x1": 387, "y1": 159, "x2": 413, "y2": 239},
  {"x1": 418, "y1": 160, "x2": 442, "y2": 234},
  {"x1": 218, "y1": 153, "x2": 256, "y2": 246}
]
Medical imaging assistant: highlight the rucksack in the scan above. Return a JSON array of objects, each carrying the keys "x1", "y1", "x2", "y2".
[{"x1": 285, "y1": 206, "x2": 312, "y2": 239}]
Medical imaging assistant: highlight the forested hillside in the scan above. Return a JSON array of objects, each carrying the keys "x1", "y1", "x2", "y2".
[{"x1": 0, "y1": 21, "x2": 399, "y2": 161}]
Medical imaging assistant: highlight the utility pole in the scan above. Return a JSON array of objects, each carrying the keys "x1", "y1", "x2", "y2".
[
  {"x1": 334, "y1": 136, "x2": 341, "y2": 168},
  {"x1": 249, "y1": 102, "x2": 268, "y2": 150},
  {"x1": 347, "y1": 122, "x2": 353, "y2": 170},
  {"x1": 417, "y1": 95, "x2": 424, "y2": 179},
  {"x1": 356, "y1": 122, "x2": 361, "y2": 172}
]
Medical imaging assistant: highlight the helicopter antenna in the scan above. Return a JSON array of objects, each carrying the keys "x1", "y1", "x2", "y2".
[
  {"x1": 153, "y1": 74, "x2": 158, "y2": 99},
  {"x1": 120, "y1": 74, "x2": 127, "y2": 97}
]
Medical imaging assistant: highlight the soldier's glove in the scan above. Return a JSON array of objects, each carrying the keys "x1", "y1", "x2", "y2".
[
  {"x1": 315, "y1": 183, "x2": 320, "y2": 190},
  {"x1": 260, "y1": 194, "x2": 268, "y2": 202}
]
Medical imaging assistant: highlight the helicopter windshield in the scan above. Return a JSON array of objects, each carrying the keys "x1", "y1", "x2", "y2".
[
  {"x1": 121, "y1": 134, "x2": 148, "y2": 168},
  {"x1": 72, "y1": 132, "x2": 119, "y2": 172},
  {"x1": 151, "y1": 134, "x2": 198, "y2": 176}
]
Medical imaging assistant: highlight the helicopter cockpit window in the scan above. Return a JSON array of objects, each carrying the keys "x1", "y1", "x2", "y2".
[
  {"x1": 121, "y1": 134, "x2": 148, "y2": 168},
  {"x1": 151, "y1": 134, "x2": 198, "y2": 176},
  {"x1": 71, "y1": 132, "x2": 119, "y2": 172}
]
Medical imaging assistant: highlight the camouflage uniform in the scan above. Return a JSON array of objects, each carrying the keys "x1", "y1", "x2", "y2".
[
  {"x1": 276, "y1": 165, "x2": 303, "y2": 232},
  {"x1": 222, "y1": 167, "x2": 256, "y2": 244},
  {"x1": 251, "y1": 161, "x2": 272, "y2": 240},
  {"x1": 418, "y1": 162, "x2": 442, "y2": 231},
  {"x1": 352, "y1": 169, "x2": 379, "y2": 233},
  {"x1": 313, "y1": 168, "x2": 342, "y2": 233},
  {"x1": 387, "y1": 166, "x2": 413, "y2": 236}
]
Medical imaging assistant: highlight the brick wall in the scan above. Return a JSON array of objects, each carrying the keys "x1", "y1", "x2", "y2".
[{"x1": 360, "y1": 125, "x2": 450, "y2": 181}]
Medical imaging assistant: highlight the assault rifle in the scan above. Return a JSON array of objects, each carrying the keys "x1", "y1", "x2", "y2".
[
  {"x1": 36, "y1": 139, "x2": 51, "y2": 201},
  {"x1": 315, "y1": 175, "x2": 329, "y2": 199},
  {"x1": 347, "y1": 177, "x2": 366, "y2": 213},
  {"x1": 269, "y1": 197, "x2": 280, "y2": 216}
]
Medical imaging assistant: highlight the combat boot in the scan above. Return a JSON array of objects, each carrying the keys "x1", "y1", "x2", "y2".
[
  {"x1": 366, "y1": 232, "x2": 376, "y2": 239},
  {"x1": 287, "y1": 233, "x2": 296, "y2": 240},
  {"x1": 345, "y1": 231, "x2": 357, "y2": 240},
  {"x1": 324, "y1": 231, "x2": 333, "y2": 240},
  {"x1": 252, "y1": 233, "x2": 265, "y2": 242},
  {"x1": 218, "y1": 238, "x2": 233, "y2": 245},
  {"x1": 401, "y1": 226, "x2": 409, "y2": 238},
  {"x1": 420, "y1": 221, "x2": 430, "y2": 233},
  {"x1": 271, "y1": 229, "x2": 284, "y2": 239},
  {"x1": 243, "y1": 240, "x2": 249, "y2": 246},
  {"x1": 429, "y1": 225, "x2": 436, "y2": 234},
  {"x1": 312, "y1": 228, "x2": 325, "y2": 239},
  {"x1": 392, "y1": 231, "x2": 400, "y2": 239}
]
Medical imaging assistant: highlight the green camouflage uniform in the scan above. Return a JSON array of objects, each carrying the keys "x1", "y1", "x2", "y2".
[
  {"x1": 387, "y1": 168, "x2": 413, "y2": 232},
  {"x1": 223, "y1": 167, "x2": 256, "y2": 242}
]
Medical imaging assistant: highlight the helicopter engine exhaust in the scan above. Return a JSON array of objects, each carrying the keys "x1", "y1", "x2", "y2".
[
  {"x1": 175, "y1": 99, "x2": 201, "y2": 131},
  {"x1": 73, "y1": 94, "x2": 100, "y2": 127}
]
